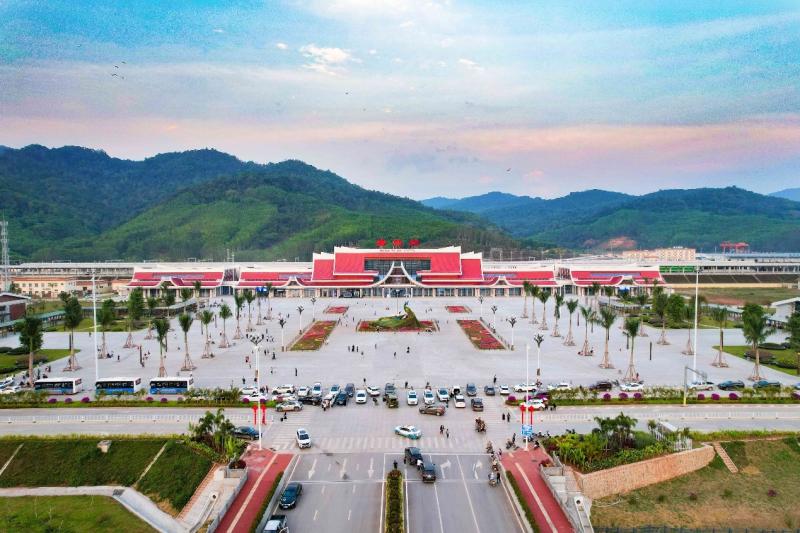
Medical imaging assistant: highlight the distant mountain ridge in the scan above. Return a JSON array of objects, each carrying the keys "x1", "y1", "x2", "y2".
[{"x1": 771, "y1": 188, "x2": 800, "y2": 202}]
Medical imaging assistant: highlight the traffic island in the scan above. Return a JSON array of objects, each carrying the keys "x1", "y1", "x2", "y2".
[{"x1": 384, "y1": 469, "x2": 404, "y2": 533}]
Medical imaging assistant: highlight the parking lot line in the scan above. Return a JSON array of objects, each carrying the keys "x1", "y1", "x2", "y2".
[
  {"x1": 433, "y1": 481, "x2": 445, "y2": 533},
  {"x1": 457, "y1": 455, "x2": 481, "y2": 532}
]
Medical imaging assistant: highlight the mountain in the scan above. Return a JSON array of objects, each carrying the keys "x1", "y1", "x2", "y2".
[
  {"x1": 771, "y1": 188, "x2": 800, "y2": 202},
  {"x1": 420, "y1": 196, "x2": 459, "y2": 209},
  {"x1": 0, "y1": 145, "x2": 515, "y2": 261}
]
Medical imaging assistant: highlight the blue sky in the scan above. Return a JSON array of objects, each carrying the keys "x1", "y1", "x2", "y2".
[{"x1": 1, "y1": 0, "x2": 799, "y2": 198}]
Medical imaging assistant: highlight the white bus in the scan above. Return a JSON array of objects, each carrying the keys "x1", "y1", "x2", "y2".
[
  {"x1": 95, "y1": 377, "x2": 143, "y2": 395},
  {"x1": 34, "y1": 377, "x2": 84, "y2": 395},
  {"x1": 149, "y1": 377, "x2": 194, "y2": 395}
]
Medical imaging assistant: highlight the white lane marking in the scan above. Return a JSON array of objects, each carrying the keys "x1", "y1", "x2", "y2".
[
  {"x1": 321, "y1": 485, "x2": 325, "y2": 495},
  {"x1": 457, "y1": 455, "x2": 481, "y2": 533},
  {"x1": 307, "y1": 457, "x2": 317, "y2": 479},
  {"x1": 348, "y1": 509, "x2": 352, "y2": 521},
  {"x1": 368, "y1": 457, "x2": 375, "y2": 478},
  {"x1": 313, "y1": 509, "x2": 319, "y2": 521},
  {"x1": 340, "y1": 457, "x2": 348, "y2": 479},
  {"x1": 433, "y1": 480, "x2": 445, "y2": 533}
]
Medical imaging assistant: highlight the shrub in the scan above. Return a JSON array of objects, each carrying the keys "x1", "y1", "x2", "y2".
[
  {"x1": 160, "y1": 397, "x2": 168, "y2": 403},
  {"x1": 242, "y1": 397, "x2": 250, "y2": 404},
  {"x1": 602, "y1": 393, "x2": 611, "y2": 401},
  {"x1": 768, "y1": 489, "x2": 778, "y2": 497},
  {"x1": 697, "y1": 393, "x2": 705, "y2": 400},
  {"x1": 385, "y1": 469, "x2": 404, "y2": 533},
  {"x1": 146, "y1": 397, "x2": 154, "y2": 403},
  {"x1": 0, "y1": 346, "x2": 12, "y2": 353},
  {"x1": 619, "y1": 392, "x2": 628, "y2": 400},
  {"x1": 633, "y1": 392, "x2": 643, "y2": 400},
  {"x1": 728, "y1": 392, "x2": 740, "y2": 401},
  {"x1": 8, "y1": 347, "x2": 27, "y2": 355},
  {"x1": 688, "y1": 492, "x2": 698, "y2": 501},
  {"x1": 506, "y1": 471, "x2": 538, "y2": 531},
  {"x1": 627, "y1": 495, "x2": 638, "y2": 505},
  {"x1": 80, "y1": 397, "x2": 90, "y2": 403},
  {"x1": 722, "y1": 488, "x2": 732, "y2": 498},
  {"x1": 47, "y1": 398, "x2": 57, "y2": 404},
  {"x1": 711, "y1": 393, "x2": 720, "y2": 401},
  {"x1": 656, "y1": 494, "x2": 666, "y2": 503},
  {"x1": 64, "y1": 397, "x2": 73, "y2": 404}
]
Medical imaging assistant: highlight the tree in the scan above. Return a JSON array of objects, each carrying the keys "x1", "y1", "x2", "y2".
[
  {"x1": 603, "y1": 286, "x2": 614, "y2": 306},
  {"x1": 243, "y1": 289, "x2": 255, "y2": 332},
  {"x1": 146, "y1": 296, "x2": 159, "y2": 339},
  {"x1": 180, "y1": 288, "x2": 192, "y2": 304},
  {"x1": 58, "y1": 291, "x2": 71, "y2": 306},
  {"x1": 635, "y1": 293, "x2": 649, "y2": 337},
  {"x1": 163, "y1": 290, "x2": 176, "y2": 318},
  {"x1": 16, "y1": 314, "x2": 43, "y2": 387},
  {"x1": 564, "y1": 299, "x2": 578, "y2": 346},
  {"x1": 538, "y1": 290, "x2": 550, "y2": 330},
  {"x1": 551, "y1": 293, "x2": 564, "y2": 337},
  {"x1": 125, "y1": 287, "x2": 144, "y2": 348},
  {"x1": 590, "y1": 282, "x2": 601, "y2": 310},
  {"x1": 709, "y1": 306, "x2": 730, "y2": 367},
  {"x1": 522, "y1": 281, "x2": 532, "y2": 318},
  {"x1": 233, "y1": 292, "x2": 244, "y2": 339},
  {"x1": 263, "y1": 282, "x2": 274, "y2": 320},
  {"x1": 596, "y1": 307, "x2": 617, "y2": 369},
  {"x1": 98, "y1": 299, "x2": 116, "y2": 359},
  {"x1": 189, "y1": 408, "x2": 236, "y2": 455},
  {"x1": 529, "y1": 285, "x2": 540, "y2": 324},
  {"x1": 786, "y1": 312, "x2": 800, "y2": 377},
  {"x1": 199, "y1": 310, "x2": 213, "y2": 358},
  {"x1": 579, "y1": 305, "x2": 594, "y2": 356},
  {"x1": 154, "y1": 317, "x2": 170, "y2": 378},
  {"x1": 652, "y1": 289, "x2": 670, "y2": 345},
  {"x1": 62, "y1": 296, "x2": 83, "y2": 371},
  {"x1": 179, "y1": 313, "x2": 196, "y2": 371},
  {"x1": 193, "y1": 280, "x2": 202, "y2": 300},
  {"x1": 623, "y1": 317, "x2": 640, "y2": 382},
  {"x1": 219, "y1": 303, "x2": 232, "y2": 348},
  {"x1": 741, "y1": 303, "x2": 774, "y2": 381}
]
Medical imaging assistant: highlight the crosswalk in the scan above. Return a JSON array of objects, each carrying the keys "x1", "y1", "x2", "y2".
[{"x1": 265, "y1": 434, "x2": 481, "y2": 452}]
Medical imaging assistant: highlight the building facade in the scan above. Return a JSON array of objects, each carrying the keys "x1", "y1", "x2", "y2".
[{"x1": 622, "y1": 247, "x2": 696, "y2": 262}]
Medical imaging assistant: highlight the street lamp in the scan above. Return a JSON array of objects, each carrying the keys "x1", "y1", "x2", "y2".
[
  {"x1": 533, "y1": 333, "x2": 544, "y2": 383},
  {"x1": 92, "y1": 269, "x2": 99, "y2": 382},
  {"x1": 278, "y1": 318, "x2": 287, "y2": 351},
  {"x1": 491, "y1": 305, "x2": 498, "y2": 330},
  {"x1": 246, "y1": 332, "x2": 265, "y2": 450},
  {"x1": 507, "y1": 316, "x2": 517, "y2": 349},
  {"x1": 297, "y1": 306, "x2": 304, "y2": 334},
  {"x1": 478, "y1": 295, "x2": 484, "y2": 318},
  {"x1": 310, "y1": 297, "x2": 317, "y2": 322}
]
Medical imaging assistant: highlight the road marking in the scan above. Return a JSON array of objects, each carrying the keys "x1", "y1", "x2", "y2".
[
  {"x1": 352, "y1": 484, "x2": 356, "y2": 493},
  {"x1": 473, "y1": 460, "x2": 482, "y2": 480},
  {"x1": 313, "y1": 509, "x2": 318, "y2": 521},
  {"x1": 439, "y1": 458, "x2": 451, "y2": 479},
  {"x1": 514, "y1": 462, "x2": 557, "y2": 533},
  {"x1": 348, "y1": 508, "x2": 352, "y2": 521},
  {"x1": 321, "y1": 485, "x2": 325, "y2": 495},
  {"x1": 340, "y1": 457, "x2": 348, "y2": 479},
  {"x1": 433, "y1": 480, "x2": 445, "y2": 533},
  {"x1": 307, "y1": 457, "x2": 317, "y2": 479},
  {"x1": 457, "y1": 455, "x2": 481, "y2": 533},
  {"x1": 368, "y1": 457, "x2": 375, "y2": 478}
]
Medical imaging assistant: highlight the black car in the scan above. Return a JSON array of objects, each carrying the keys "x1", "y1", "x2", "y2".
[
  {"x1": 588, "y1": 380, "x2": 614, "y2": 392},
  {"x1": 279, "y1": 482, "x2": 303, "y2": 509},
  {"x1": 421, "y1": 460, "x2": 436, "y2": 482},
  {"x1": 718, "y1": 380, "x2": 745, "y2": 391},
  {"x1": 345, "y1": 383, "x2": 355, "y2": 397},
  {"x1": 335, "y1": 391, "x2": 349, "y2": 406},
  {"x1": 484, "y1": 385, "x2": 496, "y2": 396},
  {"x1": 404, "y1": 446, "x2": 423, "y2": 467},
  {"x1": 232, "y1": 426, "x2": 259, "y2": 440},
  {"x1": 299, "y1": 395, "x2": 322, "y2": 406},
  {"x1": 471, "y1": 398, "x2": 484, "y2": 411},
  {"x1": 384, "y1": 383, "x2": 396, "y2": 400},
  {"x1": 466, "y1": 383, "x2": 477, "y2": 396},
  {"x1": 753, "y1": 380, "x2": 781, "y2": 390}
]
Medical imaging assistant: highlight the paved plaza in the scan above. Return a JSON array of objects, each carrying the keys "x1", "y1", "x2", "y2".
[{"x1": 7, "y1": 296, "x2": 792, "y2": 391}]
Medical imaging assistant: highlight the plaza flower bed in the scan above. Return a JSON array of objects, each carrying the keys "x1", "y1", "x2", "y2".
[
  {"x1": 324, "y1": 305, "x2": 349, "y2": 314},
  {"x1": 457, "y1": 319, "x2": 505, "y2": 350},
  {"x1": 290, "y1": 321, "x2": 337, "y2": 350},
  {"x1": 445, "y1": 305, "x2": 470, "y2": 313},
  {"x1": 545, "y1": 387, "x2": 800, "y2": 406},
  {"x1": 357, "y1": 320, "x2": 437, "y2": 332}
]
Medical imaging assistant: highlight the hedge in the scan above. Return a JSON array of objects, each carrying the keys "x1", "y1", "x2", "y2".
[{"x1": 385, "y1": 469, "x2": 404, "y2": 533}]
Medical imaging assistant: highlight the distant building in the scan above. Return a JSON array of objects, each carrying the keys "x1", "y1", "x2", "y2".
[
  {"x1": 771, "y1": 297, "x2": 800, "y2": 323},
  {"x1": 622, "y1": 247, "x2": 696, "y2": 262},
  {"x1": 10, "y1": 275, "x2": 77, "y2": 298},
  {"x1": 0, "y1": 292, "x2": 30, "y2": 324}
]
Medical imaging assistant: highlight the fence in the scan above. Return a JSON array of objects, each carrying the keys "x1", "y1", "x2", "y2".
[
  {"x1": 2, "y1": 412, "x2": 256, "y2": 425},
  {"x1": 207, "y1": 469, "x2": 249, "y2": 533}
]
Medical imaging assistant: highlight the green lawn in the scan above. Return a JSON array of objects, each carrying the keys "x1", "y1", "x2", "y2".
[
  {"x1": 0, "y1": 441, "x2": 21, "y2": 467},
  {"x1": 0, "y1": 495, "x2": 155, "y2": 533},
  {"x1": 137, "y1": 440, "x2": 213, "y2": 513},
  {"x1": 718, "y1": 345, "x2": 800, "y2": 376},
  {"x1": 676, "y1": 287, "x2": 800, "y2": 307},
  {"x1": 48, "y1": 318, "x2": 148, "y2": 333},
  {"x1": 591, "y1": 438, "x2": 800, "y2": 529},
  {"x1": 0, "y1": 439, "x2": 166, "y2": 487},
  {"x1": 0, "y1": 349, "x2": 76, "y2": 376}
]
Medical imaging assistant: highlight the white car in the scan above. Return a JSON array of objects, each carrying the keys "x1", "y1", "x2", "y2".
[
  {"x1": 296, "y1": 386, "x2": 309, "y2": 398},
  {"x1": 499, "y1": 385, "x2": 511, "y2": 395},
  {"x1": 366, "y1": 386, "x2": 381, "y2": 397},
  {"x1": 689, "y1": 381, "x2": 715, "y2": 391},
  {"x1": 276, "y1": 401, "x2": 303, "y2": 412},
  {"x1": 620, "y1": 382, "x2": 644, "y2": 392},
  {"x1": 0, "y1": 385, "x2": 22, "y2": 395},
  {"x1": 274, "y1": 384, "x2": 295, "y2": 394},
  {"x1": 329, "y1": 384, "x2": 341, "y2": 396},
  {"x1": 524, "y1": 398, "x2": 546, "y2": 410},
  {"x1": 513, "y1": 383, "x2": 537, "y2": 393},
  {"x1": 241, "y1": 391, "x2": 267, "y2": 403},
  {"x1": 355, "y1": 389, "x2": 367, "y2": 404},
  {"x1": 241, "y1": 386, "x2": 258, "y2": 396},
  {"x1": 311, "y1": 382, "x2": 323, "y2": 397},
  {"x1": 436, "y1": 388, "x2": 449, "y2": 402},
  {"x1": 296, "y1": 428, "x2": 311, "y2": 448},
  {"x1": 271, "y1": 393, "x2": 296, "y2": 403},
  {"x1": 547, "y1": 382, "x2": 572, "y2": 392},
  {"x1": 406, "y1": 390, "x2": 418, "y2": 405},
  {"x1": 453, "y1": 394, "x2": 466, "y2": 408},
  {"x1": 394, "y1": 425, "x2": 422, "y2": 439},
  {"x1": 423, "y1": 389, "x2": 435, "y2": 405}
]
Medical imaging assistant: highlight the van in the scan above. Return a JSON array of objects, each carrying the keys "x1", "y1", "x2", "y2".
[
  {"x1": 386, "y1": 392, "x2": 399, "y2": 408},
  {"x1": 450, "y1": 385, "x2": 461, "y2": 397}
]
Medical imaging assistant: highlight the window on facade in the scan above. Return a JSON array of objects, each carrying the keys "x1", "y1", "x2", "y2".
[{"x1": 365, "y1": 259, "x2": 431, "y2": 277}]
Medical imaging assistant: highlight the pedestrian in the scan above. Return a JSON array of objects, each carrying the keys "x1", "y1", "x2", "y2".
[
  {"x1": 493, "y1": 375, "x2": 497, "y2": 384},
  {"x1": 440, "y1": 425, "x2": 444, "y2": 434},
  {"x1": 404, "y1": 381, "x2": 408, "y2": 389},
  {"x1": 242, "y1": 377, "x2": 246, "y2": 385},
  {"x1": 393, "y1": 460, "x2": 398, "y2": 470},
  {"x1": 295, "y1": 367, "x2": 298, "y2": 377},
  {"x1": 502, "y1": 413, "x2": 506, "y2": 421},
  {"x1": 507, "y1": 415, "x2": 510, "y2": 424},
  {"x1": 393, "y1": 352, "x2": 396, "y2": 359},
  {"x1": 446, "y1": 429, "x2": 449, "y2": 439},
  {"x1": 512, "y1": 433, "x2": 516, "y2": 444}
]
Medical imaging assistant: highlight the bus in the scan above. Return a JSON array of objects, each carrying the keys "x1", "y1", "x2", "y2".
[
  {"x1": 149, "y1": 377, "x2": 194, "y2": 395},
  {"x1": 95, "y1": 377, "x2": 143, "y2": 395},
  {"x1": 34, "y1": 377, "x2": 83, "y2": 395}
]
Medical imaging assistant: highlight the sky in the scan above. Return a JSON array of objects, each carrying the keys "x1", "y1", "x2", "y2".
[{"x1": 1, "y1": 0, "x2": 800, "y2": 199}]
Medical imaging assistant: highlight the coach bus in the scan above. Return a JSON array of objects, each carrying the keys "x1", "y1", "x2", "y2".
[
  {"x1": 34, "y1": 377, "x2": 84, "y2": 395},
  {"x1": 149, "y1": 377, "x2": 194, "y2": 395},
  {"x1": 95, "y1": 377, "x2": 143, "y2": 395}
]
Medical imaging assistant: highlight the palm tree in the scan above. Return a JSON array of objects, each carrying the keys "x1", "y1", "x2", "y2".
[
  {"x1": 178, "y1": 313, "x2": 196, "y2": 371},
  {"x1": 652, "y1": 288, "x2": 669, "y2": 345},
  {"x1": 125, "y1": 287, "x2": 144, "y2": 348},
  {"x1": 219, "y1": 303, "x2": 232, "y2": 348},
  {"x1": 563, "y1": 299, "x2": 578, "y2": 346},
  {"x1": 622, "y1": 317, "x2": 641, "y2": 382},
  {"x1": 579, "y1": 305, "x2": 593, "y2": 355},
  {"x1": 243, "y1": 289, "x2": 255, "y2": 332},
  {"x1": 264, "y1": 282, "x2": 274, "y2": 320},
  {"x1": 786, "y1": 311, "x2": 800, "y2": 377},
  {"x1": 596, "y1": 307, "x2": 616, "y2": 369},
  {"x1": 233, "y1": 292, "x2": 244, "y2": 339},
  {"x1": 603, "y1": 286, "x2": 614, "y2": 307},
  {"x1": 62, "y1": 296, "x2": 83, "y2": 371},
  {"x1": 741, "y1": 304, "x2": 774, "y2": 381},
  {"x1": 551, "y1": 293, "x2": 563, "y2": 337},
  {"x1": 163, "y1": 290, "x2": 176, "y2": 319},
  {"x1": 278, "y1": 317, "x2": 287, "y2": 351},
  {"x1": 193, "y1": 280, "x2": 202, "y2": 300},
  {"x1": 256, "y1": 286, "x2": 265, "y2": 325},
  {"x1": 154, "y1": 318, "x2": 170, "y2": 378},
  {"x1": 180, "y1": 287, "x2": 192, "y2": 305},
  {"x1": 591, "y1": 282, "x2": 601, "y2": 310},
  {"x1": 709, "y1": 307, "x2": 730, "y2": 367},
  {"x1": 529, "y1": 285, "x2": 540, "y2": 324},
  {"x1": 636, "y1": 293, "x2": 649, "y2": 337},
  {"x1": 199, "y1": 310, "x2": 214, "y2": 358},
  {"x1": 145, "y1": 296, "x2": 158, "y2": 339},
  {"x1": 98, "y1": 299, "x2": 115, "y2": 358},
  {"x1": 522, "y1": 281, "x2": 532, "y2": 318},
  {"x1": 16, "y1": 314, "x2": 43, "y2": 388},
  {"x1": 538, "y1": 290, "x2": 550, "y2": 330}
]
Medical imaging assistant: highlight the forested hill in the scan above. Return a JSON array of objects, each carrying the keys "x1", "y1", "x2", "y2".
[{"x1": 1, "y1": 145, "x2": 515, "y2": 261}]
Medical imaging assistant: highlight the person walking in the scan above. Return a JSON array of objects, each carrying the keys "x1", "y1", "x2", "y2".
[
  {"x1": 294, "y1": 367, "x2": 298, "y2": 377},
  {"x1": 446, "y1": 429, "x2": 449, "y2": 439}
]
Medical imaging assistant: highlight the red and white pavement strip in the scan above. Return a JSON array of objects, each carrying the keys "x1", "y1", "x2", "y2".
[
  {"x1": 216, "y1": 448, "x2": 294, "y2": 533},
  {"x1": 501, "y1": 448, "x2": 573, "y2": 533}
]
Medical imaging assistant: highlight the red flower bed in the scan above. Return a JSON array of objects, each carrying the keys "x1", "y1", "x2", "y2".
[
  {"x1": 290, "y1": 321, "x2": 337, "y2": 350},
  {"x1": 357, "y1": 320, "x2": 437, "y2": 332},
  {"x1": 324, "y1": 306, "x2": 349, "y2": 314},
  {"x1": 446, "y1": 305, "x2": 470, "y2": 313},
  {"x1": 457, "y1": 319, "x2": 505, "y2": 350}
]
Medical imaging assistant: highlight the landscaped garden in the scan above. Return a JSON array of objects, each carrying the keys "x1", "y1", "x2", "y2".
[
  {"x1": 384, "y1": 468, "x2": 404, "y2": 533},
  {"x1": 445, "y1": 305, "x2": 470, "y2": 313},
  {"x1": 591, "y1": 437, "x2": 800, "y2": 529},
  {"x1": 719, "y1": 345, "x2": 799, "y2": 376},
  {"x1": 457, "y1": 319, "x2": 505, "y2": 350},
  {"x1": 289, "y1": 320, "x2": 337, "y2": 350},
  {"x1": 323, "y1": 305, "x2": 348, "y2": 314},
  {"x1": 0, "y1": 348, "x2": 76, "y2": 376},
  {"x1": 138, "y1": 440, "x2": 213, "y2": 514},
  {"x1": 357, "y1": 304, "x2": 437, "y2": 332},
  {"x1": 0, "y1": 495, "x2": 155, "y2": 532}
]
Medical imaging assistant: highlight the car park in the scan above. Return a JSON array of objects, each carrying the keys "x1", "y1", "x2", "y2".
[
  {"x1": 753, "y1": 380, "x2": 781, "y2": 390},
  {"x1": 276, "y1": 401, "x2": 303, "y2": 412},
  {"x1": 406, "y1": 390, "x2": 418, "y2": 405},
  {"x1": 345, "y1": 383, "x2": 355, "y2": 397},
  {"x1": 263, "y1": 514, "x2": 288, "y2": 533},
  {"x1": 279, "y1": 482, "x2": 303, "y2": 509},
  {"x1": 689, "y1": 380, "x2": 715, "y2": 391},
  {"x1": 471, "y1": 397, "x2": 484, "y2": 411},
  {"x1": 499, "y1": 385, "x2": 510, "y2": 395},
  {"x1": 718, "y1": 380, "x2": 745, "y2": 391},
  {"x1": 404, "y1": 446, "x2": 424, "y2": 467},
  {"x1": 453, "y1": 394, "x2": 466, "y2": 408},
  {"x1": 588, "y1": 380, "x2": 613, "y2": 392},
  {"x1": 423, "y1": 389, "x2": 435, "y2": 405},
  {"x1": 273, "y1": 384, "x2": 295, "y2": 394},
  {"x1": 233, "y1": 426, "x2": 259, "y2": 440},
  {"x1": 296, "y1": 428, "x2": 311, "y2": 448},
  {"x1": 311, "y1": 382, "x2": 323, "y2": 397},
  {"x1": 436, "y1": 387, "x2": 449, "y2": 402},
  {"x1": 619, "y1": 382, "x2": 644, "y2": 392},
  {"x1": 355, "y1": 389, "x2": 367, "y2": 404},
  {"x1": 484, "y1": 385, "x2": 496, "y2": 396},
  {"x1": 547, "y1": 382, "x2": 572, "y2": 392},
  {"x1": 419, "y1": 404, "x2": 446, "y2": 416},
  {"x1": 334, "y1": 391, "x2": 348, "y2": 406},
  {"x1": 466, "y1": 383, "x2": 477, "y2": 396},
  {"x1": 395, "y1": 425, "x2": 422, "y2": 439},
  {"x1": 420, "y1": 460, "x2": 437, "y2": 482},
  {"x1": 366, "y1": 386, "x2": 381, "y2": 397}
]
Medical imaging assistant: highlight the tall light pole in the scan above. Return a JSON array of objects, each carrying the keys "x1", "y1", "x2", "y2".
[
  {"x1": 507, "y1": 316, "x2": 517, "y2": 349},
  {"x1": 692, "y1": 266, "x2": 699, "y2": 371},
  {"x1": 533, "y1": 333, "x2": 544, "y2": 385},
  {"x1": 92, "y1": 270, "x2": 99, "y2": 383},
  {"x1": 478, "y1": 295, "x2": 484, "y2": 318},
  {"x1": 246, "y1": 332, "x2": 265, "y2": 450},
  {"x1": 278, "y1": 318, "x2": 287, "y2": 351},
  {"x1": 297, "y1": 305, "x2": 304, "y2": 334},
  {"x1": 310, "y1": 297, "x2": 317, "y2": 322},
  {"x1": 491, "y1": 305, "x2": 498, "y2": 330}
]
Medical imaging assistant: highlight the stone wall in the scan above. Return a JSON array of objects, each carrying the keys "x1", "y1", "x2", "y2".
[{"x1": 575, "y1": 445, "x2": 715, "y2": 500}]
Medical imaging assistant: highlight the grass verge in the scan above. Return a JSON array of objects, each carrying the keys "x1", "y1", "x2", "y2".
[
  {"x1": 137, "y1": 440, "x2": 213, "y2": 514},
  {"x1": 0, "y1": 495, "x2": 155, "y2": 532},
  {"x1": 0, "y1": 349, "x2": 75, "y2": 376},
  {"x1": 384, "y1": 469, "x2": 404, "y2": 533},
  {"x1": 719, "y1": 345, "x2": 800, "y2": 376}
]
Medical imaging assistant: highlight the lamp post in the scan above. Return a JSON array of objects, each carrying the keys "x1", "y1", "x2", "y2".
[
  {"x1": 246, "y1": 332, "x2": 265, "y2": 450},
  {"x1": 533, "y1": 333, "x2": 544, "y2": 384},
  {"x1": 278, "y1": 318, "x2": 287, "y2": 351},
  {"x1": 507, "y1": 316, "x2": 517, "y2": 349},
  {"x1": 310, "y1": 297, "x2": 317, "y2": 322},
  {"x1": 692, "y1": 266, "x2": 699, "y2": 372},
  {"x1": 297, "y1": 306, "x2": 304, "y2": 334},
  {"x1": 478, "y1": 296, "x2": 484, "y2": 318},
  {"x1": 491, "y1": 305, "x2": 498, "y2": 330},
  {"x1": 92, "y1": 270, "x2": 99, "y2": 383}
]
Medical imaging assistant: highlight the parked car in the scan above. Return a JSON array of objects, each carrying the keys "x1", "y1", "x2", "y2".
[
  {"x1": 355, "y1": 389, "x2": 367, "y2": 404},
  {"x1": 453, "y1": 394, "x2": 466, "y2": 408},
  {"x1": 329, "y1": 384, "x2": 341, "y2": 397},
  {"x1": 233, "y1": 426, "x2": 259, "y2": 440},
  {"x1": 753, "y1": 380, "x2": 781, "y2": 390},
  {"x1": 423, "y1": 389, "x2": 436, "y2": 405},
  {"x1": 450, "y1": 385, "x2": 462, "y2": 397},
  {"x1": 296, "y1": 386, "x2": 310, "y2": 398},
  {"x1": 311, "y1": 382, "x2": 323, "y2": 397},
  {"x1": 513, "y1": 383, "x2": 537, "y2": 393},
  {"x1": 404, "y1": 446, "x2": 423, "y2": 467},
  {"x1": 334, "y1": 391, "x2": 348, "y2": 406},
  {"x1": 547, "y1": 382, "x2": 572, "y2": 392},
  {"x1": 271, "y1": 392, "x2": 296, "y2": 403},
  {"x1": 498, "y1": 385, "x2": 510, "y2": 395},
  {"x1": 419, "y1": 404, "x2": 446, "y2": 416},
  {"x1": 0, "y1": 385, "x2": 22, "y2": 395},
  {"x1": 688, "y1": 380, "x2": 715, "y2": 391},
  {"x1": 718, "y1": 380, "x2": 745, "y2": 391},
  {"x1": 484, "y1": 385, "x2": 496, "y2": 396},
  {"x1": 366, "y1": 386, "x2": 381, "y2": 397},
  {"x1": 279, "y1": 482, "x2": 303, "y2": 509},
  {"x1": 345, "y1": 383, "x2": 355, "y2": 397},
  {"x1": 241, "y1": 386, "x2": 258, "y2": 396},
  {"x1": 466, "y1": 383, "x2": 478, "y2": 396},
  {"x1": 588, "y1": 380, "x2": 613, "y2": 392},
  {"x1": 276, "y1": 401, "x2": 303, "y2": 412},
  {"x1": 470, "y1": 398, "x2": 484, "y2": 411},
  {"x1": 524, "y1": 398, "x2": 546, "y2": 410},
  {"x1": 436, "y1": 387, "x2": 449, "y2": 402},
  {"x1": 263, "y1": 514, "x2": 288, "y2": 533},
  {"x1": 619, "y1": 382, "x2": 644, "y2": 392},
  {"x1": 241, "y1": 391, "x2": 267, "y2": 403},
  {"x1": 386, "y1": 392, "x2": 399, "y2": 408},
  {"x1": 406, "y1": 390, "x2": 419, "y2": 405},
  {"x1": 273, "y1": 384, "x2": 295, "y2": 394},
  {"x1": 296, "y1": 428, "x2": 311, "y2": 448},
  {"x1": 395, "y1": 425, "x2": 422, "y2": 439},
  {"x1": 420, "y1": 460, "x2": 437, "y2": 482},
  {"x1": 794, "y1": 382, "x2": 800, "y2": 390},
  {"x1": 384, "y1": 383, "x2": 396, "y2": 400},
  {"x1": 299, "y1": 395, "x2": 321, "y2": 406}
]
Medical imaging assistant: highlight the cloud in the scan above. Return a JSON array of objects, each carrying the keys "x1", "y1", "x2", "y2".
[
  {"x1": 368, "y1": 49, "x2": 378, "y2": 55},
  {"x1": 299, "y1": 44, "x2": 356, "y2": 75},
  {"x1": 212, "y1": 28, "x2": 225, "y2": 34},
  {"x1": 457, "y1": 58, "x2": 483, "y2": 72},
  {"x1": 275, "y1": 42, "x2": 288, "y2": 50}
]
